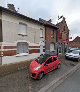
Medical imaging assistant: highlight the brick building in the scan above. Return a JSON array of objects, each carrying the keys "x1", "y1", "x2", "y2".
[
  {"x1": 69, "y1": 36, "x2": 80, "y2": 48},
  {"x1": 56, "y1": 17, "x2": 69, "y2": 53},
  {"x1": 39, "y1": 18, "x2": 58, "y2": 51}
]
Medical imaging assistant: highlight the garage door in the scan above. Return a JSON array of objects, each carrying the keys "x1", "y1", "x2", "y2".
[{"x1": 17, "y1": 42, "x2": 28, "y2": 54}]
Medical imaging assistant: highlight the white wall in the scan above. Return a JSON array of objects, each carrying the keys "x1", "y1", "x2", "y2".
[{"x1": 2, "y1": 12, "x2": 45, "y2": 45}]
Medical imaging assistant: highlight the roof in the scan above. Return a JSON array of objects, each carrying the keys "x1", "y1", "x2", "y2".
[
  {"x1": 39, "y1": 18, "x2": 58, "y2": 29},
  {"x1": 0, "y1": 6, "x2": 43, "y2": 25},
  {"x1": 0, "y1": 6, "x2": 58, "y2": 29},
  {"x1": 56, "y1": 17, "x2": 69, "y2": 30},
  {"x1": 73, "y1": 36, "x2": 80, "y2": 42}
]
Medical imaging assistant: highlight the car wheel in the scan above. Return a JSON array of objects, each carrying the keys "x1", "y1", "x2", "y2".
[
  {"x1": 38, "y1": 72, "x2": 44, "y2": 80},
  {"x1": 78, "y1": 58, "x2": 80, "y2": 62},
  {"x1": 65, "y1": 56, "x2": 68, "y2": 59},
  {"x1": 57, "y1": 64, "x2": 61, "y2": 69}
]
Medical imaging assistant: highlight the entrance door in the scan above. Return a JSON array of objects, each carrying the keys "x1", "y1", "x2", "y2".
[
  {"x1": 50, "y1": 43, "x2": 54, "y2": 51},
  {"x1": 17, "y1": 42, "x2": 28, "y2": 54}
]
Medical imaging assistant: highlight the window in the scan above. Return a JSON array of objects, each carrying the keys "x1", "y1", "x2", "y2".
[
  {"x1": 51, "y1": 31, "x2": 54, "y2": 38},
  {"x1": 64, "y1": 26, "x2": 65, "y2": 31},
  {"x1": 46, "y1": 57, "x2": 52, "y2": 64},
  {"x1": 40, "y1": 28, "x2": 43, "y2": 38},
  {"x1": 18, "y1": 22, "x2": 27, "y2": 36},
  {"x1": 60, "y1": 33, "x2": 62, "y2": 39},
  {"x1": 72, "y1": 51, "x2": 80, "y2": 54},
  {"x1": 66, "y1": 32, "x2": 69, "y2": 39}
]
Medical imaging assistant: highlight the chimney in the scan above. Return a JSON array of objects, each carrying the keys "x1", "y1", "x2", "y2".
[
  {"x1": 48, "y1": 19, "x2": 52, "y2": 23},
  {"x1": 7, "y1": 4, "x2": 17, "y2": 12}
]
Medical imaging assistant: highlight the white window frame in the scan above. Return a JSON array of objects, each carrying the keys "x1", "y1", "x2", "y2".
[
  {"x1": 40, "y1": 30, "x2": 44, "y2": 38},
  {"x1": 18, "y1": 22, "x2": 27, "y2": 36}
]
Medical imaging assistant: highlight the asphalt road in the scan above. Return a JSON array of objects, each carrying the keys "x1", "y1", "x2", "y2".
[
  {"x1": 0, "y1": 58, "x2": 78, "y2": 92},
  {"x1": 51, "y1": 68, "x2": 80, "y2": 92}
]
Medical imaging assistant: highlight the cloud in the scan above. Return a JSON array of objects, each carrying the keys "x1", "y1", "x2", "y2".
[
  {"x1": 52, "y1": 0, "x2": 80, "y2": 40},
  {"x1": 7, "y1": 0, "x2": 80, "y2": 39},
  {"x1": 69, "y1": 20, "x2": 80, "y2": 40},
  {"x1": 7, "y1": 0, "x2": 53, "y2": 19}
]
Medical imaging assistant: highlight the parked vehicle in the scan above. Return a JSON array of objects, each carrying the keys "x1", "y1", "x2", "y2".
[
  {"x1": 65, "y1": 50, "x2": 80, "y2": 62},
  {"x1": 44, "y1": 50, "x2": 57, "y2": 56},
  {"x1": 68, "y1": 48, "x2": 80, "y2": 53},
  {"x1": 29, "y1": 54, "x2": 61, "y2": 79}
]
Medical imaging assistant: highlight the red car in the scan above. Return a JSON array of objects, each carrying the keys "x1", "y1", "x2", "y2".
[{"x1": 30, "y1": 54, "x2": 61, "y2": 79}]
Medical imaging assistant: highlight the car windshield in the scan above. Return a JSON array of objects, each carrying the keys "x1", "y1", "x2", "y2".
[
  {"x1": 36, "y1": 54, "x2": 50, "y2": 64},
  {"x1": 68, "y1": 50, "x2": 73, "y2": 53},
  {"x1": 72, "y1": 50, "x2": 80, "y2": 54}
]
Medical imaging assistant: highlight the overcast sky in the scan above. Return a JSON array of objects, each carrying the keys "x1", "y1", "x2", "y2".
[{"x1": 1, "y1": 0, "x2": 80, "y2": 40}]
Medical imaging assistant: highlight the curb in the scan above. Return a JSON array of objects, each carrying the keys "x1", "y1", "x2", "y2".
[{"x1": 37, "y1": 62, "x2": 80, "y2": 92}]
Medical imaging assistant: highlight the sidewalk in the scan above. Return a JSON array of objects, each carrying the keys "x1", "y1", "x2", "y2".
[
  {"x1": 51, "y1": 67, "x2": 80, "y2": 92},
  {"x1": 2, "y1": 53, "x2": 40, "y2": 65}
]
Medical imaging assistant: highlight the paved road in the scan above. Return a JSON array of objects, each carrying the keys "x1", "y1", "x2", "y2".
[{"x1": 51, "y1": 68, "x2": 80, "y2": 92}]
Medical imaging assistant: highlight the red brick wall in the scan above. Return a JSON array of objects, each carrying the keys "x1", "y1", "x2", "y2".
[
  {"x1": 46, "y1": 27, "x2": 52, "y2": 43},
  {"x1": 57, "y1": 20, "x2": 69, "y2": 44},
  {"x1": 69, "y1": 42, "x2": 80, "y2": 48},
  {"x1": 45, "y1": 27, "x2": 56, "y2": 43},
  {"x1": 1, "y1": 45, "x2": 41, "y2": 56},
  {"x1": 3, "y1": 50, "x2": 16, "y2": 56},
  {"x1": 29, "y1": 46, "x2": 40, "y2": 48},
  {"x1": 3, "y1": 46, "x2": 16, "y2": 49},
  {"x1": 29, "y1": 49, "x2": 39, "y2": 54}
]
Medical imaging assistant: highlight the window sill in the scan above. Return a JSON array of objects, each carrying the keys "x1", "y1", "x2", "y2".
[{"x1": 18, "y1": 34, "x2": 28, "y2": 36}]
